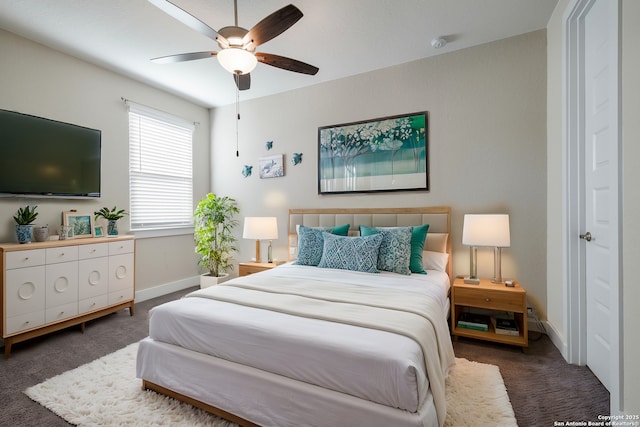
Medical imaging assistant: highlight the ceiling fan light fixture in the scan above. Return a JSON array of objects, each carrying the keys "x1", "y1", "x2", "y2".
[{"x1": 217, "y1": 47, "x2": 257, "y2": 75}]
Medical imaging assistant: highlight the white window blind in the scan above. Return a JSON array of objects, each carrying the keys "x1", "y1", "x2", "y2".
[{"x1": 128, "y1": 103, "x2": 194, "y2": 230}]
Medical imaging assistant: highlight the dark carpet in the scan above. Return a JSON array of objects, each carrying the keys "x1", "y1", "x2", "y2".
[{"x1": 0, "y1": 287, "x2": 609, "y2": 427}]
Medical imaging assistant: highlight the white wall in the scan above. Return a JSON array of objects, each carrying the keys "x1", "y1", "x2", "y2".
[
  {"x1": 545, "y1": 0, "x2": 568, "y2": 355},
  {"x1": 0, "y1": 29, "x2": 210, "y2": 295},
  {"x1": 211, "y1": 31, "x2": 549, "y2": 318},
  {"x1": 546, "y1": 0, "x2": 640, "y2": 413},
  {"x1": 621, "y1": 0, "x2": 640, "y2": 415}
]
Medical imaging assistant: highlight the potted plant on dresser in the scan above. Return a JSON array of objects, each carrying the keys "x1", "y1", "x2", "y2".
[
  {"x1": 94, "y1": 206, "x2": 128, "y2": 237},
  {"x1": 13, "y1": 205, "x2": 38, "y2": 244},
  {"x1": 194, "y1": 193, "x2": 239, "y2": 288}
]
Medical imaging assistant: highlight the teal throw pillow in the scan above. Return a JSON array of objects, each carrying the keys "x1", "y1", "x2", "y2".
[
  {"x1": 317, "y1": 232, "x2": 383, "y2": 273},
  {"x1": 295, "y1": 224, "x2": 351, "y2": 266},
  {"x1": 295, "y1": 226, "x2": 326, "y2": 266},
  {"x1": 360, "y1": 224, "x2": 429, "y2": 274},
  {"x1": 408, "y1": 224, "x2": 429, "y2": 274},
  {"x1": 331, "y1": 223, "x2": 350, "y2": 236},
  {"x1": 359, "y1": 226, "x2": 412, "y2": 275}
]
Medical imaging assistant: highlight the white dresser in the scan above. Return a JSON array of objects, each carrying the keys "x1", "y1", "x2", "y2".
[{"x1": 1, "y1": 236, "x2": 135, "y2": 358}]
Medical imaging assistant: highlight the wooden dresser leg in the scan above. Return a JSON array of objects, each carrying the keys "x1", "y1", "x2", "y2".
[
  {"x1": 4, "y1": 339, "x2": 12, "y2": 360},
  {"x1": 129, "y1": 302, "x2": 135, "y2": 317}
]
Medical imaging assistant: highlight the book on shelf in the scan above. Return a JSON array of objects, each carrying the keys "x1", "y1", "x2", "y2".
[
  {"x1": 457, "y1": 312, "x2": 490, "y2": 332},
  {"x1": 491, "y1": 317, "x2": 519, "y2": 336}
]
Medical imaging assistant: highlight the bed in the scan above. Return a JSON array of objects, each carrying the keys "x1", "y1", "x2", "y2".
[{"x1": 136, "y1": 206, "x2": 455, "y2": 427}]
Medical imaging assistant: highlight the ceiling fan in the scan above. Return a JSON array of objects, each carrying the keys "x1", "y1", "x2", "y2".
[{"x1": 148, "y1": 0, "x2": 319, "y2": 91}]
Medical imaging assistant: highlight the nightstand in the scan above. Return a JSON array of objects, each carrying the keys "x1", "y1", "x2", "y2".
[
  {"x1": 451, "y1": 277, "x2": 528, "y2": 348},
  {"x1": 239, "y1": 261, "x2": 285, "y2": 276}
]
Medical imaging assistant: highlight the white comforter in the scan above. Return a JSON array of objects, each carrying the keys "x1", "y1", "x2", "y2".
[{"x1": 148, "y1": 264, "x2": 454, "y2": 424}]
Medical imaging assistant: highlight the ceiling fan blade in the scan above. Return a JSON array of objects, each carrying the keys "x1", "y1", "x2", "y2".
[
  {"x1": 242, "y1": 4, "x2": 303, "y2": 49},
  {"x1": 257, "y1": 53, "x2": 319, "y2": 75},
  {"x1": 147, "y1": 0, "x2": 227, "y2": 45},
  {"x1": 151, "y1": 51, "x2": 217, "y2": 64},
  {"x1": 234, "y1": 73, "x2": 251, "y2": 91}
]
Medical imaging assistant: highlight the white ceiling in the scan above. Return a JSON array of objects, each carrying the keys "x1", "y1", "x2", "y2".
[{"x1": 0, "y1": 0, "x2": 558, "y2": 108}]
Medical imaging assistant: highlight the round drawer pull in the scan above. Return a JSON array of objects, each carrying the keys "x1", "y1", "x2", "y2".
[{"x1": 485, "y1": 298, "x2": 491, "y2": 302}]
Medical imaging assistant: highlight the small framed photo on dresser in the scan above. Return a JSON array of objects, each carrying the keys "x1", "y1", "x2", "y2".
[{"x1": 62, "y1": 211, "x2": 95, "y2": 238}]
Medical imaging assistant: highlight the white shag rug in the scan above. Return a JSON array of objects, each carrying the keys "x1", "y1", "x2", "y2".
[{"x1": 25, "y1": 342, "x2": 517, "y2": 427}]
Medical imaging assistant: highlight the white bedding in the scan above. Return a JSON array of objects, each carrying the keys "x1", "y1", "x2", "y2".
[
  {"x1": 148, "y1": 264, "x2": 451, "y2": 413},
  {"x1": 137, "y1": 337, "x2": 440, "y2": 427}
]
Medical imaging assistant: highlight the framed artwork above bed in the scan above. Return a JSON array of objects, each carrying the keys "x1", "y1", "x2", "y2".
[{"x1": 318, "y1": 112, "x2": 428, "y2": 194}]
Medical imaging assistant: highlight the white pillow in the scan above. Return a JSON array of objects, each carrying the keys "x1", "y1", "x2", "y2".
[{"x1": 423, "y1": 250, "x2": 449, "y2": 272}]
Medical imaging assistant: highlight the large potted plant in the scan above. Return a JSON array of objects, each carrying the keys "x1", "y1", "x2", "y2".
[
  {"x1": 194, "y1": 193, "x2": 239, "y2": 288},
  {"x1": 13, "y1": 205, "x2": 38, "y2": 244},
  {"x1": 94, "y1": 206, "x2": 128, "y2": 236}
]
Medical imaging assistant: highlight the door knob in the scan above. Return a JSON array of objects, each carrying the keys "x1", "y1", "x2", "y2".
[{"x1": 579, "y1": 232, "x2": 592, "y2": 242}]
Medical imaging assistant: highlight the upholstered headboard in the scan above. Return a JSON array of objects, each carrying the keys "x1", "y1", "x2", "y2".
[{"x1": 288, "y1": 207, "x2": 452, "y2": 280}]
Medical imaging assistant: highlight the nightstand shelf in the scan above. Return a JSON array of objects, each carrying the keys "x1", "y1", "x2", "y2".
[
  {"x1": 239, "y1": 261, "x2": 285, "y2": 276},
  {"x1": 451, "y1": 277, "x2": 528, "y2": 348}
]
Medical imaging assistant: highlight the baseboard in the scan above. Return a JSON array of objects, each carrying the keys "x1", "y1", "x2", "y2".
[
  {"x1": 543, "y1": 320, "x2": 568, "y2": 360},
  {"x1": 135, "y1": 276, "x2": 199, "y2": 303}
]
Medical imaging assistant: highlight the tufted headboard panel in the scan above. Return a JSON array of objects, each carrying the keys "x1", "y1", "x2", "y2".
[{"x1": 288, "y1": 207, "x2": 452, "y2": 279}]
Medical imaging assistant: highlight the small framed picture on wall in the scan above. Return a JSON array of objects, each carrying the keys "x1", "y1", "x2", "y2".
[{"x1": 259, "y1": 154, "x2": 285, "y2": 179}]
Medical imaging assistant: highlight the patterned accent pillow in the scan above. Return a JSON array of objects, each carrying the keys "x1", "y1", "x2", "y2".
[
  {"x1": 294, "y1": 226, "x2": 326, "y2": 266},
  {"x1": 360, "y1": 226, "x2": 412, "y2": 275},
  {"x1": 361, "y1": 224, "x2": 429, "y2": 274},
  {"x1": 317, "y1": 232, "x2": 383, "y2": 273},
  {"x1": 294, "y1": 224, "x2": 351, "y2": 265}
]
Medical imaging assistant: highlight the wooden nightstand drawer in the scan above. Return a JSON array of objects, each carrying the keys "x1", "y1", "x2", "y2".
[
  {"x1": 239, "y1": 261, "x2": 284, "y2": 276},
  {"x1": 241, "y1": 265, "x2": 267, "y2": 276},
  {"x1": 451, "y1": 277, "x2": 528, "y2": 348},
  {"x1": 454, "y1": 287, "x2": 525, "y2": 312}
]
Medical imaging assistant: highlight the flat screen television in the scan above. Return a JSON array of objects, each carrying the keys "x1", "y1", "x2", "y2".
[{"x1": 0, "y1": 109, "x2": 101, "y2": 198}]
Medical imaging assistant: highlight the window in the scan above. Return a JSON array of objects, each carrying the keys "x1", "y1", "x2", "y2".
[{"x1": 128, "y1": 103, "x2": 194, "y2": 231}]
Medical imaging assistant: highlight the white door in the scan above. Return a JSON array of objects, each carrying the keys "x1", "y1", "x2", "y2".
[{"x1": 582, "y1": 0, "x2": 620, "y2": 392}]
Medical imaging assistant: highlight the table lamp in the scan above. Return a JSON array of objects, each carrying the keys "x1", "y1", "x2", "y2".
[
  {"x1": 243, "y1": 217, "x2": 278, "y2": 263},
  {"x1": 462, "y1": 214, "x2": 511, "y2": 284}
]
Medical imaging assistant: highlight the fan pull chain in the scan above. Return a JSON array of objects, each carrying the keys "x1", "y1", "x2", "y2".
[{"x1": 236, "y1": 79, "x2": 240, "y2": 157}]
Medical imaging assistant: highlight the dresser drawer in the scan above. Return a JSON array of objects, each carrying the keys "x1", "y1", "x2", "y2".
[
  {"x1": 79, "y1": 243, "x2": 109, "y2": 260},
  {"x1": 46, "y1": 246, "x2": 79, "y2": 264},
  {"x1": 109, "y1": 254, "x2": 134, "y2": 291},
  {"x1": 79, "y1": 257, "x2": 109, "y2": 300},
  {"x1": 45, "y1": 301, "x2": 78, "y2": 324},
  {"x1": 109, "y1": 240, "x2": 134, "y2": 255},
  {"x1": 79, "y1": 294, "x2": 109, "y2": 314},
  {"x1": 5, "y1": 266, "x2": 46, "y2": 318},
  {"x1": 454, "y1": 287, "x2": 525, "y2": 312},
  {"x1": 45, "y1": 262, "x2": 79, "y2": 307},
  {"x1": 108, "y1": 288, "x2": 134, "y2": 306},
  {"x1": 5, "y1": 311, "x2": 46, "y2": 335},
  {"x1": 5, "y1": 249, "x2": 46, "y2": 269}
]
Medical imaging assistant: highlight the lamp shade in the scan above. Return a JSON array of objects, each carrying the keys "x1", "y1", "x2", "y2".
[
  {"x1": 462, "y1": 214, "x2": 510, "y2": 247},
  {"x1": 217, "y1": 48, "x2": 258, "y2": 75},
  {"x1": 243, "y1": 217, "x2": 278, "y2": 240}
]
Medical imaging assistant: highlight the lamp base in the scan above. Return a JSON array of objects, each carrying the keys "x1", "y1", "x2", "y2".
[{"x1": 463, "y1": 277, "x2": 480, "y2": 285}]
